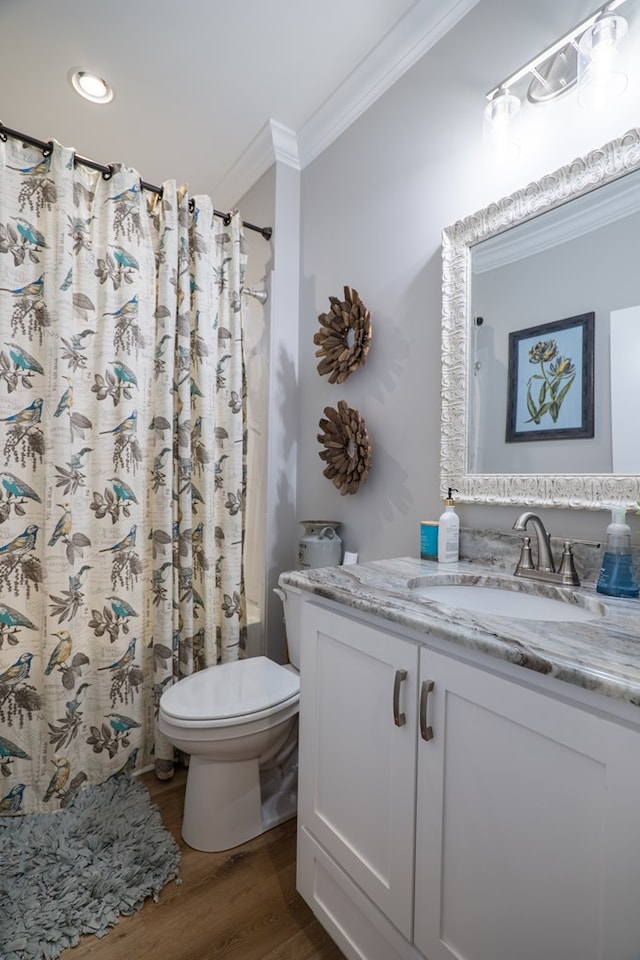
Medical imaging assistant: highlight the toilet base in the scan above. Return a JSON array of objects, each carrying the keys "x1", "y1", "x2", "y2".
[
  {"x1": 182, "y1": 754, "x2": 262, "y2": 851},
  {"x1": 181, "y1": 750, "x2": 298, "y2": 853}
]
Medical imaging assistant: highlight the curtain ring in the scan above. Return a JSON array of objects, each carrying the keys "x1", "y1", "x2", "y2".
[
  {"x1": 102, "y1": 163, "x2": 115, "y2": 181},
  {"x1": 0, "y1": 123, "x2": 6, "y2": 143},
  {"x1": 223, "y1": 213, "x2": 231, "y2": 226},
  {"x1": 42, "y1": 140, "x2": 53, "y2": 157},
  {"x1": 188, "y1": 198, "x2": 195, "y2": 213}
]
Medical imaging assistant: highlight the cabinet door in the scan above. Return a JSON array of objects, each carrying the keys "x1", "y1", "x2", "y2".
[
  {"x1": 298, "y1": 602, "x2": 419, "y2": 939},
  {"x1": 414, "y1": 647, "x2": 640, "y2": 960}
]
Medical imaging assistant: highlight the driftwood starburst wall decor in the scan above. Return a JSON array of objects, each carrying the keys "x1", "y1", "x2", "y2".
[
  {"x1": 314, "y1": 286, "x2": 372, "y2": 383},
  {"x1": 318, "y1": 400, "x2": 372, "y2": 496}
]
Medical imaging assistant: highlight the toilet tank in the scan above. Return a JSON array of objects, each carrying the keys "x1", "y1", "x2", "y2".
[{"x1": 274, "y1": 578, "x2": 302, "y2": 671}]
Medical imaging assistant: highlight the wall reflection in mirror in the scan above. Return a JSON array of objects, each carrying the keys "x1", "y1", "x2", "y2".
[{"x1": 469, "y1": 172, "x2": 640, "y2": 476}]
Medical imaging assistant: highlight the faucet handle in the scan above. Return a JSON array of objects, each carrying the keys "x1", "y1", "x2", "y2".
[
  {"x1": 515, "y1": 535, "x2": 535, "y2": 575},
  {"x1": 557, "y1": 540, "x2": 581, "y2": 586}
]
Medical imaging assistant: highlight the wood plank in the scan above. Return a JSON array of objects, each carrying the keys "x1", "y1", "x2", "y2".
[{"x1": 58, "y1": 767, "x2": 345, "y2": 960}]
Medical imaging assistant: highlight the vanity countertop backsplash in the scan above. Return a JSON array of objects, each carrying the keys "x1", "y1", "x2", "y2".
[{"x1": 281, "y1": 528, "x2": 640, "y2": 711}]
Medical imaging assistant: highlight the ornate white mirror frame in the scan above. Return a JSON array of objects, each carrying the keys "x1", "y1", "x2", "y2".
[{"x1": 441, "y1": 126, "x2": 640, "y2": 510}]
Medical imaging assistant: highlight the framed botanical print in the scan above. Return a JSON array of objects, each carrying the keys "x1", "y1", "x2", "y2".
[{"x1": 506, "y1": 312, "x2": 594, "y2": 443}]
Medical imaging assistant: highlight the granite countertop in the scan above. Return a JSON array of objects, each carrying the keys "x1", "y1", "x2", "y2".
[{"x1": 280, "y1": 556, "x2": 640, "y2": 709}]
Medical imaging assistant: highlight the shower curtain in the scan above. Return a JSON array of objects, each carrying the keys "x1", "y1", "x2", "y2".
[{"x1": 0, "y1": 137, "x2": 247, "y2": 815}]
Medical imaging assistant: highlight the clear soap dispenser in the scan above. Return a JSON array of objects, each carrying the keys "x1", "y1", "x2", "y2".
[{"x1": 596, "y1": 507, "x2": 639, "y2": 598}]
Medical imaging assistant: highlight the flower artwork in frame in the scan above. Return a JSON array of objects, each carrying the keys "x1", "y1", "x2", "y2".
[{"x1": 505, "y1": 312, "x2": 594, "y2": 443}]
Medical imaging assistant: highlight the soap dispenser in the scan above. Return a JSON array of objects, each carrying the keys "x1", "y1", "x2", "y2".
[
  {"x1": 596, "y1": 507, "x2": 639, "y2": 598},
  {"x1": 438, "y1": 488, "x2": 459, "y2": 563}
]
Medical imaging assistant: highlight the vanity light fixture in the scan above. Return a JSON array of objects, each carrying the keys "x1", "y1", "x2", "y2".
[
  {"x1": 577, "y1": 10, "x2": 628, "y2": 109},
  {"x1": 484, "y1": 0, "x2": 629, "y2": 156},
  {"x1": 482, "y1": 87, "x2": 521, "y2": 166},
  {"x1": 68, "y1": 68, "x2": 114, "y2": 105}
]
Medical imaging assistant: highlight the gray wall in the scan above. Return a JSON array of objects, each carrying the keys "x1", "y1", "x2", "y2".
[
  {"x1": 238, "y1": 166, "x2": 275, "y2": 656},
  {"x1": 240, "y1": 160, "x2": 302, "y2": 660},
  {"x1": 296, "y1": 0, "x2": 640, "y2": 559}
]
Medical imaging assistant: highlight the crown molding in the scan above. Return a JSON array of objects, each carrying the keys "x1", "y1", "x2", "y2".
[
  {"x1": 215, "y1": 0, "x2": 479, "y2": 207},
  {"x1": 297, "y1": 0, "x2": 481, "y2": 168},
  {"x1": 214, "y1": 120, "x2": 300, "y2": 209},
  {"x1": 270, "y1": 120, "x2": 301, "y2": 169}
]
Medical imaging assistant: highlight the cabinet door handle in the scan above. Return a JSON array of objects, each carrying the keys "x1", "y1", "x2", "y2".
[
  {"x1": 420, "y1": 679, "x2": 434, "y2": 741},
  {"x1": 393, "y1": 669, "x2": 407, "y2": 726}
]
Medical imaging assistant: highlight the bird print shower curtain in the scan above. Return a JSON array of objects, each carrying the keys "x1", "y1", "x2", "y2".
[{"x1": 0, "y1": 137, "x2": 247, "y2": 815}]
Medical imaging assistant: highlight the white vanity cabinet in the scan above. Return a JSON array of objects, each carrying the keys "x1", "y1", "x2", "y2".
[
  {"x1": 297, "y1": 598, "x2": 640, "y2": 960},
  {"x1": 297, "y1": 601, "x2": 419, "y2": 944},
  {"x1": 414, "y1": 647, "x2": 640, "y2": 960}
]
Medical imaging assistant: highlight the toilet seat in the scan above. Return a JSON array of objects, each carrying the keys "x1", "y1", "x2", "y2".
[{"x1": 159, "y1": 656, "x2": 300, "y2": 729}]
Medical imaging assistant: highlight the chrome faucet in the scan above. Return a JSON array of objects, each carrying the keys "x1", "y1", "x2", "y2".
[{"x1": 512, "y1": 511, "x2": 582, "y2": 586}]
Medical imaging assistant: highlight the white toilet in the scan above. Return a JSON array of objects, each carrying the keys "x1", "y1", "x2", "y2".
[{"x1": 158, "y1": 581, "x2": 301, "y2": 852}]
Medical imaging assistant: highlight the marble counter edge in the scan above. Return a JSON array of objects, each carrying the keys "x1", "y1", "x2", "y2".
[{"x1": 281, "y1": 557, "x2": 640, "y2": 709}]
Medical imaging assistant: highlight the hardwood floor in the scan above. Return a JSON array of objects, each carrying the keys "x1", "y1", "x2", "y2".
[{"x1": 60, "y1": 767, "x2": 345, "y2": 960}]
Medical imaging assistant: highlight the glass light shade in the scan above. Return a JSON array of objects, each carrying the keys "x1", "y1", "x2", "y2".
[
  {"x1": 483, "y1": 89, "x2": 521, "y2": 166},
  {"x1": 577, "y1": 13, "x2": 628, "y2": 110}
]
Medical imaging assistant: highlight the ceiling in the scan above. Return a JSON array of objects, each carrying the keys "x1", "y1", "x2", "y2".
[{"x1": 0, "y1": 0, "x2": 477, "y2": 207}]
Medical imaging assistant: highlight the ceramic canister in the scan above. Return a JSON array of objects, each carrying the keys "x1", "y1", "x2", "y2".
[{"x1": 298, "y1": 520, "x2": 342, "y2": 569}]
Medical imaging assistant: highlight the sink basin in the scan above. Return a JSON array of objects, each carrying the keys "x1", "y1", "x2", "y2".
[{"x1": 408, "y1": 577, "x2": 606, "y2": 622}]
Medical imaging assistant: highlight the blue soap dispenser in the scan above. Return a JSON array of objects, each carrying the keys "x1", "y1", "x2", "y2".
[{"x1": 596, "y1": 507, "x2": 639, "y2": 598}]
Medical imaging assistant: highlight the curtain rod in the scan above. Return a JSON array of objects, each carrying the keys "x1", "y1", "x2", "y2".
[{"x1": 0, "y1": 122, "x2": 273, "y2": 241}]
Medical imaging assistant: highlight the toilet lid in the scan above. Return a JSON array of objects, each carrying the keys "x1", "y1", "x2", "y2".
[{"x1": 159, "y1": 656, "x2": 300, "y2": 722}]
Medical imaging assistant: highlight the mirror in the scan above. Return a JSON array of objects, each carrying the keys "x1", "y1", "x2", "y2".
[{"x1": 441, "y1": 126, "x2": 640, "y2": 509}]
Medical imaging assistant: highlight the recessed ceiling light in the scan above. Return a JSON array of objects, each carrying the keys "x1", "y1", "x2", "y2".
[{"x1": 68, "y1": 68, "x2": 113, "y2": 104}]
